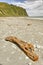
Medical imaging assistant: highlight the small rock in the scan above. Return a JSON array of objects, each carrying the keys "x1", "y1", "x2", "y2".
[
  {"x1": 27, "y1": 24, "x2": 31, "y2": 26},
  {"x1": 34, "y1": 44, "x2": 41, "y2": 49},
  {"x1": 28, "y1": 63, "x2": 32, "y2": 65},
  {"x1": 25, "y1": 56, "x2": 28, "y2": 60},
  {"x1": 36, "y1": 45, "x2": 41, "y2": 48}
]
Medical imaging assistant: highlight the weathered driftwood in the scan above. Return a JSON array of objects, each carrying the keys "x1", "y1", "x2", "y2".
[{"x1": 5, "y1": 36, "x2": 38, "y2": 61}]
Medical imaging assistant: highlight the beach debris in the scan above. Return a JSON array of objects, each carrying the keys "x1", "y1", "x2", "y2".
[
  {"x1": 34, "y1": 44, "x2": 43, "y2": 49},
  {"x1": 26, "y1": 62, "x2": 32, "y2": 65},
  {"x1": 28, "y1": 62, "x2": 32, "y2": 65},
  {"x1": 27, "y1": 24, "x2": 31, "y2": 26},
  {"x1": 5, "y1": 36, "x2": 38, "y2": 61},
  {"x1": 25, "y1": 56, "x2": 29, "y2": 60}
]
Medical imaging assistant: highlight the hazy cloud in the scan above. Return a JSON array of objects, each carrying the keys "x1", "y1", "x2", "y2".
[
  {"x1": 0, "y1": 0, "x2": 42, "y2": 16},
  {"x1": 11, "y1": 0, "x2": 43, "y2": 16}
]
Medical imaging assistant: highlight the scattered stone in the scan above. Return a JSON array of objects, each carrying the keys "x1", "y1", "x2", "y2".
[
  {"x1": 29, "y1": 63, "x2": 32, "y2": 65},
  {"x1": 25, "y1": 56, "x2": 29, "y2": 60},
  {"x1": 27, "y1": 24, "x2": 31, "y2": 26},
  {"x1": 36, "y1": 45, "x2": 41, "y2": 49},
  {"x1": 27, "y1": 63, "x2": 32, "y2": 65},
  {"x1": 34, "y1": 44, "x2": 41, "y2": 49}
]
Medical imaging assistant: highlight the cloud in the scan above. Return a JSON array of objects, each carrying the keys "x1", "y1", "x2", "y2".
[
  {"x1": 11, "y1": 0, "x2": 43, "y2": 16},
  {"x1": 24, "y1": 0, "x2": 42, "y2": 9},
  {"x1": 0, "y1": 0, "x2": 42, "y2": 16},
  {"x1": 12, "y1": 0, "x2": 42, "y2": 9},
  {"x1": 27, "y1": 9, "x2": 43, "y2": 16},
  {"x1": 26, "y1": 0, "x2": 36, "y2": 1}
]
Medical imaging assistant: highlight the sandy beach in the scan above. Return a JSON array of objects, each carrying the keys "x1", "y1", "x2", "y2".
[{"x1": 0, "y1": 17, "x2": 43, "y2": 65}]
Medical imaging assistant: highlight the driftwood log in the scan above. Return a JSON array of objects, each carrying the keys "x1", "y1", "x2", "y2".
[{"x1": 5, "y1": 36, "x2": 38, "y2": 61}]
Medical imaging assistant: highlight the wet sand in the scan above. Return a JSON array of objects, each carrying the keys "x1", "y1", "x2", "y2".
[{"x1": 0, "y1": 17, "x2": 43, "y2": 65}]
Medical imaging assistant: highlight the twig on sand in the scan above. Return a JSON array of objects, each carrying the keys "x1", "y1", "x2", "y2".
[{"x1": 5, "y1": 36, "x2": 38, "y2": 61}]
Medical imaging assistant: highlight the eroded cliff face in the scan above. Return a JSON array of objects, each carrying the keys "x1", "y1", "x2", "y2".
[{"x1": 0, "y1": 2, "x2": 28, "y2": 16}]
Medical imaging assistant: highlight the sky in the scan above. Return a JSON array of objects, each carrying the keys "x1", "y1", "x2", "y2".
[{"x1": 0, "y1": 0, "x2": 43, "y2": 16}]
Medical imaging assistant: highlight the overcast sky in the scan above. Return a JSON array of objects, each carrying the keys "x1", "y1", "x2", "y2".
[{"x1": 0, "y1": 0, "x2": 43, "y2": 16}]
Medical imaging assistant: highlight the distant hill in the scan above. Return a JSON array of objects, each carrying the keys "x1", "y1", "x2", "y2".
[{"x1": 0, "y1": 2, "x2": 28, "y2": 17}]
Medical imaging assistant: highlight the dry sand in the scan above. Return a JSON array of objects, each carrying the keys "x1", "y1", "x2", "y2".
[{"x1": 0, "y1": 17, "x2": 43, "y2": 65}]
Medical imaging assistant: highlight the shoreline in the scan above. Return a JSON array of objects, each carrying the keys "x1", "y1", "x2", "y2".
[{"x1": 0, "y1": 17, "x2": 43, "y2": 20}]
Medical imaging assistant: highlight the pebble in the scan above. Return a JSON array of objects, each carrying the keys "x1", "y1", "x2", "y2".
[
  {"x1": 28, "y1": 63, "x2": 32, "y2": 65},
  {"x1": 34, "y1": 44, "x2": 41, "y2": 49},
  {"x1": 36, "y1": 45, "x2": 41, "y2": 48},
  {"x1": 25, "y1": 56, "x2": 28, "y2": 60},
  {"x1": 35, "y1": 41, "x2": 39, "y2": 43},
  {"x1": 36, "y1": 45, "x2": 43, "y2": 49}
]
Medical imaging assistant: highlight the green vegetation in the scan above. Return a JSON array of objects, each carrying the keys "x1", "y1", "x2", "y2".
[{"x1": 0, "y1": 2, "x2": 28, "y2": 16}]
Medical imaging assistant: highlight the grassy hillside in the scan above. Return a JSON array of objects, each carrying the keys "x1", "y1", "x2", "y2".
[{"x1": 0, "y1": 2, "x2": 28, "y2": 16}]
